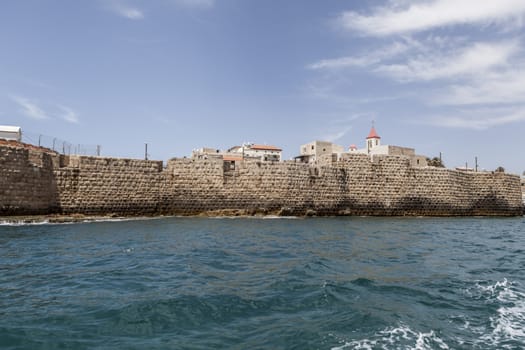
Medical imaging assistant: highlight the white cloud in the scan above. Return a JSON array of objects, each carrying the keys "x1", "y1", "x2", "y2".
[
  {"x1": 426, "y1": 107, "x2": 525, "y2": 129},
  {"x1": 375, "y1": 40, "x2": 520, "y2": 81},
  {"x1": 105, "y1": 1, "x2": 144, "y2": 19},
  {"x1": 340, "y1": 0, "x2": 525, "y2": 36},
  {"x1": 321, "y1": 126, "x2": 352, "y2": 143},
  {"x1": 434, "y1": 68, "x2": 525, "y2": 105},
  {"x1": 317, "y1": 113, "x2": 372, "y2": 142},
  {"x1": 58, "y1": 105, "x2": 80, "y2": 124},
  {"x1": 308, "y1": 41, "x2": 410, "y2": 70},
  {"x1": 9, "y1": 95, "x2": 80, "y2": 124},
  {"x1": 173, "y1": 0, "x2": 215, "y2": 9},
  {"x1": 308, "y1": 1, "x2": 525, "y2": 134},
  {"x1": 118, "y1": 7, "x2": 143, "y2": 19},
  {"x1": 9, "y1": 95, "x2": 49, "y2": 120}
]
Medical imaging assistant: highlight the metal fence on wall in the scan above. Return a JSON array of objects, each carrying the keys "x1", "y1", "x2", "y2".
[{"x1": 22, "y1": 131, "x2": 101, "y2": 156}]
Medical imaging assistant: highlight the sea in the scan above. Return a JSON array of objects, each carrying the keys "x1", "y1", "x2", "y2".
[{"x1": 1, "y1": 216, "x2": 524, "y2": 349}]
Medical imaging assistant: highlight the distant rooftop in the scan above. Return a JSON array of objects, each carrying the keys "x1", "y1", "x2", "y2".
[
  {"x1": 249, "y1": 144, "x2": 282, "y2": 151},
  {"x1": 223, "y1": 155, "x2": 243, "y2": 161}
]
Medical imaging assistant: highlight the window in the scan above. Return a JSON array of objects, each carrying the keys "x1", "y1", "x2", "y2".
[{"x1": 311, "y1": 145, "x2": 314, "y2": 150}]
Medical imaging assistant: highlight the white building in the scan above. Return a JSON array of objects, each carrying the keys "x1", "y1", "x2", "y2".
[
  {"x1": 366, "y1": 126, "x2": 381, "y2": 153},
  {"x1": 348, "y1": 126, "x2": 428, "y2": 167},
  {"x1": 0, "y1": 125, "x2": 21, "y2": 142},
  {"x1": 192, "y1": 143, "x2": 282, "y2": 162},
  {"x1": 231, "y1": 143, "x2": 282, "y2": 162}
]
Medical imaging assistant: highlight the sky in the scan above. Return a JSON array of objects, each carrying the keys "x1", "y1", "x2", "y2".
[{"x1": 1, "y1": 0, "x2": 524, "y2": 175}]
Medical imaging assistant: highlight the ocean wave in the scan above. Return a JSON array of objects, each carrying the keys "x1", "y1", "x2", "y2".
[
  {"x1": 460, "y1": 279, "x2": 525, "y2": 348},
  {"x1": 331, "y1": 324, "x2": 450, "y2": 350},
  {"x1": 478, "y1": 279, "x2": 525, "y2": 347}
]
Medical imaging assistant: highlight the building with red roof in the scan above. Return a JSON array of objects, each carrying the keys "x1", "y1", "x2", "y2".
[
  {"x1": 192, "y1": 142, "x2": 282, "y2": 163},
  {"x1": 345, "y1": 124, "x2": 428, "y2": 167},
  {"x1": 366, "y1": 126, "x2": 381, "y2": 153}
]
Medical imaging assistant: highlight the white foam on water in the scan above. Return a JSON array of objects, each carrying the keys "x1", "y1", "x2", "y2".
[
  {"x1": 261, "y1": 215, "x2": 299, "y2": 219},
  {"x1": 0, "y1": 216, "x2": 165, "y2": 226},
  {"x1": 479, "y1": 279, "x2": 525, "y2": 346},
  {"x1": 475, "y1": 278, "x2": 510, "y2": 297},
  {"x1": 461, "y1": 279, "x2": 525, "y2": 348},
  {"x1": 86, "y1": 217, "x2": 145, "y2": 223},
  {"x1": 414, "y1": 330, "x2": 450, "y2": 350},
  {"x1": 0, "y1": 219, "x2": 50, "y2": 226},
  {"x1": 330, "y1": 324, "x2": 449, "y2": 350},
  {"x1": 209, "y1": 215, "x2": 300, "y2": 219}
]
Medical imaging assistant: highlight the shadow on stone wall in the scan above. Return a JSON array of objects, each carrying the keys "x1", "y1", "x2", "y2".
[{"x1": 471, "y1": 193, "x2": 523, "y2": 216}]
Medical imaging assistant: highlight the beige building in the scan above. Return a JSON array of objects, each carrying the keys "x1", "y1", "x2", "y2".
[
  {"x1": 296, "y1": 140, "x2": 344, "y2": 164},
  {"x1": 191, "y1": 147, "x2": 221, "y2": 160}
]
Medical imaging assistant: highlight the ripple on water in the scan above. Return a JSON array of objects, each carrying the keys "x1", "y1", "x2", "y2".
[{"x1": 1, "y1": 216, "x2": 524, "y2": 349}]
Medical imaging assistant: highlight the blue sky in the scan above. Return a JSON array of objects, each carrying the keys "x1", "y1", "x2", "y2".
[{"x1": 1, "y1": 0, "x2": 524, "y2": 174}]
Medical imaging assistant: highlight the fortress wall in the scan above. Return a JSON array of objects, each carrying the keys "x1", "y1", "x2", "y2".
[
  {"x1": 0, "y1": 144, "x2": 522, "y2": 216},
  {"x1": 404, "y1": 168, "x2": 483, "y2": 215},
  {"x1": 55, "y1": 156, "x2": 164, "y2": 215},
  {"x1": 340, "y1": 154, "x2": 413, "y2": 214},
  {"x1": 158, "y1": 155, "x2": 522, "y2": 216},
  {"x1": 223, "y1": 161, "x2": 347, "y2": 214},
  {"x1": 159, "y1": 158, "x2": 227, "y2": 214},
  {"x1": 0, "y1": 145, "x2": 57, "y2": 215},
  {"x1": 468, "y1": 171, "x2": 523, "y2": 215}
]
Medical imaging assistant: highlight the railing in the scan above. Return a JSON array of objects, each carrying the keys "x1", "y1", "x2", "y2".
[{"x1": 21, "y1": 131, "x2": 101, "y2": 156}]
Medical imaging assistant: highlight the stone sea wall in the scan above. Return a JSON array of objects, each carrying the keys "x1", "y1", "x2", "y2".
[
  {"x1": 0, "y1": 143, "x2": 523, "y2": 216},
  {"x1": 0, "y1": 144, "x2": 58, "y2": 215},
  {"x1": 55, "y1": 155, "x2": 164, "y2": 215}
]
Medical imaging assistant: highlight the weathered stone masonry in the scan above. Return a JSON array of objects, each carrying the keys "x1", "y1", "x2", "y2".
[
  {"x1": 0, "y1": 143, "x2": 523, "y2": 216},
  {"x1": 0, "y1": 145, "x2": 58, "y2": 215}
]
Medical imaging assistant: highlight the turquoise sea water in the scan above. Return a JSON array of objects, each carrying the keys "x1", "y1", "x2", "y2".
[{"x1": 1, "y1": 216, "x2": 524, "y2": 349}]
